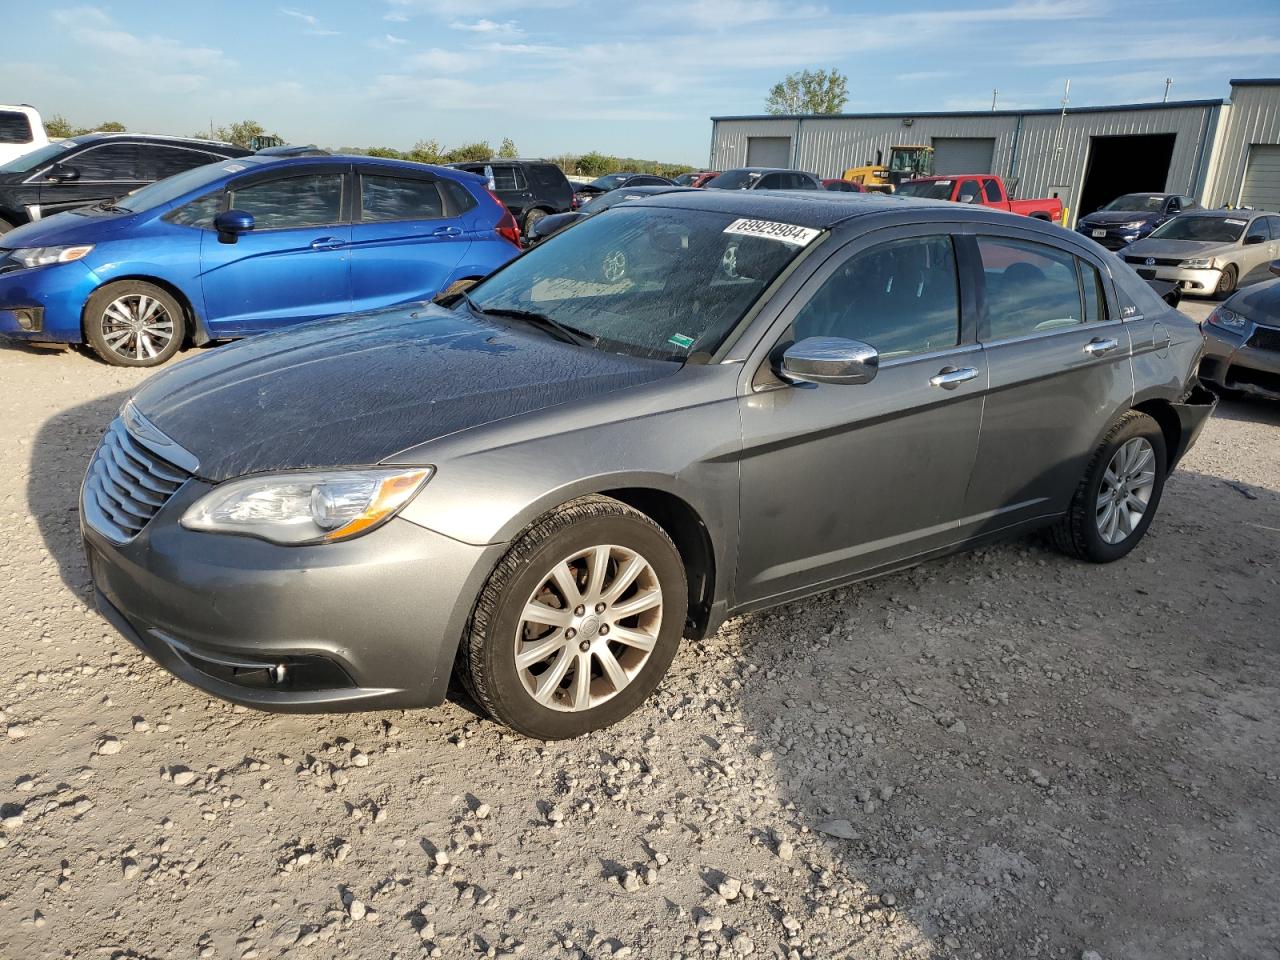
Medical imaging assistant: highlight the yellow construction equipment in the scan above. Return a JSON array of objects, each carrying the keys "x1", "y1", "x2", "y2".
[{"x1": 841, "y1": 145, "x2": 935, "y2": 192}]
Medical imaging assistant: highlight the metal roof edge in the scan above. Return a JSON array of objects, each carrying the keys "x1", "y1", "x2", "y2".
[{"x1": 711, "y1": 98, "x2": 1227, "y2": 123}]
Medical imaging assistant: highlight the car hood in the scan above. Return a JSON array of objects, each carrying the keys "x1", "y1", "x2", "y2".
[
  {"x1": 0, "y1": 207, "x2": 143, "y2": 247},
  {"x1": 1080, "y1": 210, "x2": 1159, "y2": 226},
  {"x1": 1124, "y1": 238, "x2": 1226, "y2": 259},
  {"x1": 1228, "y1": 278, "x2": 1280, "y2": 324},
  {"x1": 130, "y1": 304, "x2": 677, "y2": 482}
]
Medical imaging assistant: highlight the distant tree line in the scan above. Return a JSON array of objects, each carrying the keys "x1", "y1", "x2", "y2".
[{"x1": 41, "y1": 117, "x2": 696, "y2": 178}]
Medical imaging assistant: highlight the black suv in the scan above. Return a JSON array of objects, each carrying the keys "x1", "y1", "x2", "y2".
[
  {"x1": 449, "y1": 159, "x2": 573, "y2": 237},
  {"x1": 0, "y1": 133, "x2": 251, "y2": 233}
]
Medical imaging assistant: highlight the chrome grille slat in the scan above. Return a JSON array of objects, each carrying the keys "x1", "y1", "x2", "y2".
[{"x1": 82, "y1": 416, "x2": 194, "y2": 543}]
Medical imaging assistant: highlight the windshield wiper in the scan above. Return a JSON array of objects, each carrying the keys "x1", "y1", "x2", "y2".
[
  {"x1": 93, "y1": 201, "x2": 131, "y2": 214},
  {"x1": 461, "y1": 293, "x2": 597, "y2": 347}
]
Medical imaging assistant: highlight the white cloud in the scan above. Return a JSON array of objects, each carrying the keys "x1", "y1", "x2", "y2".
[
  {"x1": 52, "y1": 6, "x2": 234, "y2": 85},
  {"x1": 449, "y1": 18, "x2": 522, "y2": 35},
  {"x1": 280, "y1": 7, "x2": 340, "y2": 35}
]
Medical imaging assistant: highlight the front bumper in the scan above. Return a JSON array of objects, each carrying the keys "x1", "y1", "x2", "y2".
[
  {"x1": 1128, "y1": 263, "x2": 1222, "y2": 295},
  {"x1": 1077, "y1": 225, "x2": 1144, "y2": 250},
  {"x1": 84, "y1": 479, "x2": 505, "y2": 712},
  {"x1": 0, "y1": 260, "x2": 100, "y2": 343},
  {"x1": 1199, "y1": 322, "x2": 1280, "y2": 400}
]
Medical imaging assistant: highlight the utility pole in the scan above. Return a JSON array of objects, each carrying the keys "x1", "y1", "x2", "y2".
[
  {"x1": 992, "y1": 89, "x2": 999, "y2": 111},
  {"x1": 1053, "y1": 79, "x2": 1071, "y2": 154},
  {"x1": 1163, "y1": 78, "x2": 1173, "y2": 102}
]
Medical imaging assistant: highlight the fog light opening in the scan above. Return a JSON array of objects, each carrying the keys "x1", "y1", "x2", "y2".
[{"x1": 269, "y1": 664, "x2": 288, "y2": 685}]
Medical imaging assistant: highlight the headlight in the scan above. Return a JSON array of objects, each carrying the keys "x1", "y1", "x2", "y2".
[
  {"x1": 1123, "y1": 221, "x2": 1147, "y2": 230},
  {"x1": 9, "y1": 244, "x2": 95, "y2": 268},
  {"x1": 181, "y1": 467, "x2": 432, "y2": 545},
  {"x1": 1179, "y1": 257, "x2": 1215, "y2": 269},
  {"x1": 1206, "y1": 307, "x2": 1248, "y2": 332}
]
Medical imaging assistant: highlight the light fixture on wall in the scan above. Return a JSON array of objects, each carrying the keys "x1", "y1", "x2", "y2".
[{"x1": 902, "y1": 118, "x2": 914, "y2": 127}]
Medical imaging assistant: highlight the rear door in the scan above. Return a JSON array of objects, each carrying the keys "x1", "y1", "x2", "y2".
[
  {"x1": 38, "y1": 141, "x2": 148, "y2": 215},
  {"x1": 736, "y1": 227, "x2": 986, "y2": 606},
  {"x1": 348, "y1": 166, "x2": 471, "y2": 311},
  {"x1": 1240, "y1": 216, "x2": 1277, "y2": 283},
  {"x1": 198, "y1": 165, "x2": 352, "y2": 333},
  {"x1": 960, "y1": 229, "x2": 1132, "y2": 530}
]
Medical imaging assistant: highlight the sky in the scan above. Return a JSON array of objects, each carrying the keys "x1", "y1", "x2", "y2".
[{"x1": 3, "y1": 0, "x2": 1279, "y2": 165}]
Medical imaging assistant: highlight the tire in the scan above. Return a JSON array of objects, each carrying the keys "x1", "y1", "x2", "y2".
[
  {"x1": 0, "y1": 217, "x2": 13, "y2": 236},
  {"x1": 522, "y1": 208, "x2": 547, "y2": 237},
  {"x1": 83, "y1": 281, "x2": 185, "y2": 367},
  {"x1": 457, "y1": 495, "x2": 687, "y2": 740},
  {"x1": 1051, "y1": 411, "x2": 1167, "y2": 563},
  {"x1": 1213, "y1": 264, "x2": 1237, "y2": 301}
]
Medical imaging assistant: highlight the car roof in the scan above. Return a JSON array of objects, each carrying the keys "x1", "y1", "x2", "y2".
[
  {"x1": 1173, "y1": 208, "x2": 1264, "y2": 218},
  {"x1": 67, "y1": 131, "x2": 243, "y2": 150},
  {"x1": 625, "y1": 188, "x2": 961, "y2": 229}
]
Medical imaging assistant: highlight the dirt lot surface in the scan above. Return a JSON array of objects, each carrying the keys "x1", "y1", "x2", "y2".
[{"x1": 2, "y1": 300, "x2": 1279, "y2": 960}]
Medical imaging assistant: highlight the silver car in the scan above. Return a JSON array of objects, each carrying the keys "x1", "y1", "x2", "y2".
[
  {"x1": 1122, "y1": 209, "x2": 1280, "y2": 299},
  {"x1": 83, "y1": 192, "x2": 1215, "y2": 740}
]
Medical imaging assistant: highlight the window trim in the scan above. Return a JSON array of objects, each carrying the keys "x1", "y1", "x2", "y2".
[
  {"x1": 225, "y1": 167, "x2": 352, "y2": 232},
  {"x1": 355, "y1": 169, "x2": 450, "y2": 224}
]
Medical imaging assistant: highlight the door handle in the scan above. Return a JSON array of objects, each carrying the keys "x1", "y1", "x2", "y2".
[
  {"x1": 310, "y1": 237, "x2": 345, "y2": 250},
  {"x1": 929, "y1": 366, "x2": 979, "y2": 389},
  {"x1": 1083, "y1": 337, "x2": 1119, "y2": 357},
  {"x1": 431, "y1": 226, "x2": 463, "y2": 237}
]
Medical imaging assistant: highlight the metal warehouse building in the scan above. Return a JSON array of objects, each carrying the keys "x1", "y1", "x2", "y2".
[{"x1": 708, "y1": 78, "x2": 1280, "y2": 226}]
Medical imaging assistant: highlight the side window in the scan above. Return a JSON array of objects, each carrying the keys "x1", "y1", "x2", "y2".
[
  {"x1": 1265, "y1": 216, "x2": 1280, "y2": 239},
  {"x1": 490, "y1": 165, "x2": 526, "y2": 191},
  {"x1": 439, "y1": 179, "x2": 478, "y2": 214},
  {"x1": 793, "y1": 235, "x2": 960, "y2": 360},
  {"x1": 1245, "y1": 219, "x2": 1268, "y2": 243},
  {"x1": 756, "y1": 173, "x2": 784, "y2": 189},
  {"x1": 0, "y1": 110, "x2": 33, "y2": 144},
  {"x1": 982, "y1": 178, "x2": 1003, "y2": 203},
  {"x1": 146, "y1": 145, "x2": 213, "y2": 180},
  {"x1": 1182, "y1": 196, "x2": 1200, "y2": 211},
  {"x1": 167, "y1": 191, "x2": 223, "y2": 228},
  {"x1": 978, "y1": 236, "x2": 1082, "y2": 339},
  {"x1": 360, "y1": 175, "x2": 445, "y2": 221},
  {"x1": 67, "y1": 143, "x2": 145, "y2": 181},
  {"x1": 1079, "y1": 259, "x2": 1108, "y2": 323},
  {"x1": 789, "y1": 173, "x2": 818, "y2": 190},
  {"x1": 229, "y1": 174, "x2": 344, "y2": 229}
]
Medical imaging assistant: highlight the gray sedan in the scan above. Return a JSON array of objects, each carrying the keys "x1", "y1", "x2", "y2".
[
  {"x1": 82, "y1": 191, "x2": 1215, "y2": 739},
  {"x1": 1122, "y1": 209, "x2": 1280, "y2": 299}
]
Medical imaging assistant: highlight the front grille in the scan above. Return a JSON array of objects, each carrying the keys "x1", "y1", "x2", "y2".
[
  {"x1": 82, "y1": 418, "x2": 191, "y2": 543},
  {"x1": 1124, "y1": 256, "x2": 1182, "y2": 267},
  {"x1": 1246, "y1": 324, "x2": 1280, "y2": 353}
]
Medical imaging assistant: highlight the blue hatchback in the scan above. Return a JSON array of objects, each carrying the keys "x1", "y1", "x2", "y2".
[{"x1": 0, "y1": 154, "x2": 523, "y2": 365}]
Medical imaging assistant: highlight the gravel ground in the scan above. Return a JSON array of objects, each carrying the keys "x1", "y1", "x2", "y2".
[{"x1": 2, "y1": 300, "x2": 1279, "y2": 960}]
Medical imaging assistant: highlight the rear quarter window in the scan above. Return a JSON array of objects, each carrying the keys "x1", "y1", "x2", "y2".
[
  {"x1": 1107, "y1": 254, "x2": 1171, "y2": 318},
  {"x1": 0, "y1": 110, "x2": 34, "y2": 144}
]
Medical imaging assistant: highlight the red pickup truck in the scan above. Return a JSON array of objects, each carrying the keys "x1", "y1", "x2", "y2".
[{"x1": 897, "y1": 175, "x2": 1063, "y2": 223}]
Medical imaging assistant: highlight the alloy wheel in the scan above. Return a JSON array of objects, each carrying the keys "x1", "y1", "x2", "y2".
[
  {"x1": 100, "y1": 294, "x2": 176, "y2": 362},
  {"x1": 514, "y1": 544, "x2": 663, "y2": 712},
  {"x1": 1096, "y1": 437, "x2": 1156, "y2": 545}
]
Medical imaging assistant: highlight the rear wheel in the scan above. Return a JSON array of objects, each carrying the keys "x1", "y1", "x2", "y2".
[
  {"x1": 83, "y1": 281, "x2": 185, "y2": 367},
  {"x1": 457, "y1": 495, "x2": 687, "y2": 740},
  {"x1": 1213, "y1": 264, "x2": 1237, "y2": 300},
  {"x1": 1051, "y1": 411, "x2": 1167, "y2": 563},
  {"x1": 522, "y1": 208, "x2": 547, "y2": 238}
]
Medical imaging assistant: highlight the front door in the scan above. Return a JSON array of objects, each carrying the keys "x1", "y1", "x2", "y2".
[
  {"x1": 961, "y1": 231, "x2": 1133, "y2": 529},
  {"x1": 38, "y1": 141, "x2": 148, "y2": 216},
  {"x1": 736, "y1": 229, "x2": 986, "y2": 608},
  {"x1": 199, "y1": 168, "x2": 352, "y2": 334}
]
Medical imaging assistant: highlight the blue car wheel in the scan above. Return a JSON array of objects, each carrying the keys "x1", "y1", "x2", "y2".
[{"x1": 84, "y1": 280, "x2": 186, "y2": 367}]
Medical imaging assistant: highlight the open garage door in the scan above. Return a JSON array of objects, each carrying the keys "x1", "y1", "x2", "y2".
[
  {"x1": 746, "y1": 137, "x2": 791, "y2": 168},
  {"x1": 932, "y1": 137, "x2": 995, "y2": 174},
  {"x1": 1078, "y1": 133, "x2": 1176, "y2": 219},
  {"x1": 1240, "y1": 144, "x2": 1280, "y2": 210}
]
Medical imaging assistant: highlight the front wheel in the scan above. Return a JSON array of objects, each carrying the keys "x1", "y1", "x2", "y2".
[
  {"x1": 1213, "y1": 264, "x2": 1237, "y2": 300},
  {"x1": 522, "y1": 208, "x2": 547, "y2": 238},
  {"x1": 457, "y1": 495, "x2": 687, "y2": 740},
  {"x1": 1051, "y1": 411, "x2": 1167, "y2": 563},
  {"x1": 84, "y1": 281, "x2": 185, "y2": 367}
]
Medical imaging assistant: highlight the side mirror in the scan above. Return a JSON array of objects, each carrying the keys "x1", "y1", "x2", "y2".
[
  {"x1": 46, "y1": 163, "x2": 79, "y2": 183},
  {"x1": 214, "y1": 209, "x2": 254, "y2": 244},
  {"x1": 1244, "y1": 234, "x2": 1265, "y2": 246},
  {"x1": 958, "y1": 192, "x2": 978, "y2": 204},
  {"x1": 778, "y1": 336, "x2": 879, "y2": 385}
]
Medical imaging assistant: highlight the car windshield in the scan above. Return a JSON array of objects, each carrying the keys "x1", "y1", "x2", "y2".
[
  {"x1": 896, "y1": 180, "x2": 954, "y2": 200},
  {"x1": 590, "y1": 174, "x2": 632, "y2": 190},
  {"x1": 704, "y1": 170, "x2": 758, "y2": 190},
  {"x1": 464, "y1": 205, "x2": 815, "y2": 361},
  {"x1": 1148, "y1": 216, "x2": 1247, "y2": 243},
  {"x1": 0, "y1": 140, "x2": 74, "y2": 174},
  {"x1": 113, "y1": 161, "x2": 235, "y2": 213},
  {"x1": 1101, "y1": 194, "x2": 1165, "y2": 212}
]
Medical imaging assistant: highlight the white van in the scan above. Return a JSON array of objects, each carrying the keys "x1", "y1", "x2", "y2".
[{"x1": 0, "y1": 105, "x2": 49, "y2": 167}]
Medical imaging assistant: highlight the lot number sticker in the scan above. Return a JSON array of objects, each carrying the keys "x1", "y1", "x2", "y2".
[{"x1": 724, "y1": 218, "x2": 821, "y2": 247}]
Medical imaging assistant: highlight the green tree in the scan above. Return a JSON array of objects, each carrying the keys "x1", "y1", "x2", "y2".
[
  {"x1": 96, "y1": 120, "x2": 126, "y2": 132},
  {"x1": 575, "y1": 151, "x2": 615, "y2": 177},
  {"x1": 408, "y1": 139, "x2": 444, "y2": 164},
  {"x1": 44, "y1": 114, "x2": 77, "y2": 139},
  {"x1": 497, "y1": 137, "x2": 518, "y2": 158},
  {"x1": 203, "y1": 120, "x2": 282, "y2": 149},
  {"x1": 443, "y1": 140, "x2": 493, "y2": 163},
  {"x1": 365, "y1": 146, "x2": 407, "y2": 159},
  {"x1": 765, "y1": 68, "x2": 848, "y2": 115}
]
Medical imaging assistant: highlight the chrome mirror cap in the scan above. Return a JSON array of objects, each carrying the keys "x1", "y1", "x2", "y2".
[{"x1": 779, "y1": 336, "x2": 879, "y2": 386}]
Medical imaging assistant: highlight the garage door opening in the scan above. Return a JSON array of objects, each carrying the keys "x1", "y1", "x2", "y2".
[
  {"x1": 1078, "y1": 133, "x2": 1176, "y2": 219},
  {"x1": 932, "y1": 137, "x2": 996, "y2": 175},
  {"x1": 1240, "y1": 144, "x2": 1280, "y2": 210},
  {"x1": 746, "y1": 136, "x2": 791, "y2": 168}
]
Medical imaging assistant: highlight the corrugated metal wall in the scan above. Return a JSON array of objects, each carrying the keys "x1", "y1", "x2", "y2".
[{"x1": 1205, "y1": 83, "x2": 1280, "y2": 206}]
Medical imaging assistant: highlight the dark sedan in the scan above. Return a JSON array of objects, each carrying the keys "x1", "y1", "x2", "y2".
[
  {"x1": 528, "y1": 185, "x2": 696, "y2": 244},
  {"x1": 1200, "y1": 266, "x2": 1280, "y2": 399},
  {"x1": 1075, "y1": 193, "x2": 1198, "y2": 250},
  {"x1": 84, "y1": 191, "x2": 1213, "y2": 740},
  {"x1": 705, "y1": 168, "x2": 821, "y2": 191},
  {"x1": 573, "y1": 173, "x2": 673, "y2": 207}
]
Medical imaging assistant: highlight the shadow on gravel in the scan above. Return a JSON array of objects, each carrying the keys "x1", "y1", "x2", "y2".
[
  {"x1": 1208, "y1": 394, "x2": 1280, "y2": 427},
  {"x1": 28, "y1": 387, "x2": 132, "y2": 602}
]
